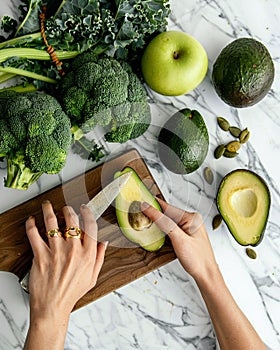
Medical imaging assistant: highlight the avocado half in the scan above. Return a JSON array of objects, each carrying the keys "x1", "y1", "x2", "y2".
[
  {"x1": 217, "y1": 169, "x2": 270, "y2": 246},
  {"x1": 114, "y1": 167, "x2": 165, "y2": 251}
]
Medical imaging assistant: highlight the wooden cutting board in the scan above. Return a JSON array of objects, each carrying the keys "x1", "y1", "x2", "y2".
[{"x1": 0, "y1": 148, "x2": 176, "y2": 310}]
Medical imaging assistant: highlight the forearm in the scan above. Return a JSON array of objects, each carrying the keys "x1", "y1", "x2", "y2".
[
  {"x1": 24, "y1": 312, "x2": 70, "y2": 350},
  {"x1": 196, "y1": 268, "x2": 266, "y2": 350}
]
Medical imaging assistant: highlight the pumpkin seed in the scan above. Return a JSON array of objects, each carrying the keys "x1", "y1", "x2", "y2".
[
  {"x1": 226, "y1": 141, "x2": 241, "y2": 153},
  {"x1": 223, "y1": 149, "x2": 238, "y2": 158},
  {"x1": 217, "y1": 117, "x2": 230, "y2": 131},
  {"x1": 203, "y1": 167, "x2": 214, "y2": 184},
  {"x1": 214, "y1": 144, "x2": 226, "y2": 159},
  {"x1": 229, "y1": 126, "x2": 241, "y2": 138},
  {"x1": 212, "y1": 214, "x2": 222, "y2": 230},
  {"x1": 239, "y1": 128, "x2": 250, "y2": 144},
  {"x1": 246, "y1": 248, "x2": 257, "y2": 259}
]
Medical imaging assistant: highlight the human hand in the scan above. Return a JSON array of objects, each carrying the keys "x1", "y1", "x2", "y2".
[
  {"x1": 141, "y1": 198, "x2": 219, "y2": 285},
  {"x1": 25, "y1": 200, "x2": 107, "y2": 321}
]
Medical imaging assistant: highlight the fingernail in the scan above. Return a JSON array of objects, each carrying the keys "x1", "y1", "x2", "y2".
[
  {"x1": 80, "y1": 204, "x2": 87, "y2": 209},
  {"x1": 103, "y1": 241, "x2": 109, "y2": 250},
  {"x1": 27, "y1": 215, "x2": 33, "y2": 221},
  {"x1": 42, "y1": 200, "x2": 50, "y2": 205},
  {"x1": 141, "y1": 201, "x2": 150, "y2": 210}
]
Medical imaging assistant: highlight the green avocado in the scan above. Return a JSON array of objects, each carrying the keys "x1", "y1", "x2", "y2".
[
  {"x1": 212, "y1": 38, "x2": 274, "y2": 107},
  {"x1": 158, "y1": 108, "x2": 209, "y2": 174},
  {"x1": 114, "y1": 167, "x2": 165, "y2": 251},
  {"x1": 217, "y1": 169, "x2": 270, "y2": 246}
]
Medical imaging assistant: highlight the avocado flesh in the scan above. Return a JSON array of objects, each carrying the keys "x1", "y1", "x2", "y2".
[
  {"x1": 114, "y1": 167, "x2": 165, "y2": 251},
  {"x1": 217, "y1": 170, "x2": 270, "y2": 246}
]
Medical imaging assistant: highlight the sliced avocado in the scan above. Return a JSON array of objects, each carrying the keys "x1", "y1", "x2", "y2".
[
  {"x1": 212, "y1": 38, "x2": 274, "y2": 107},
  {"x1": 114, "y1": 167, "x2": 165, "y2": 251},
  {"x1": 158, "y1": 108, "x2": 209, "y2": 174},
  {"x1": 217, "y1": 169, "x2": 270, "y2": 246}
]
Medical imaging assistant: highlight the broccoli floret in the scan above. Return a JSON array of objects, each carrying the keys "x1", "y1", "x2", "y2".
[
  {"x1": 26, "y1": 134, "x2": 70, "y2": 174},
  {"x1": 0, "y1": 119, "x2": 19, "y2": 156},
  {"x1": 62, "y1": 86, "x2": 88, "y2": 122},
  {"x1": 59, "y1": 52, "x2": 151, "y2": 150},
  {"x1": 105, "y1": 102, "x2": 151, "y2": 143},
  {"x1": 0, "y1": 91, "x2": 72, "y2": 190}
]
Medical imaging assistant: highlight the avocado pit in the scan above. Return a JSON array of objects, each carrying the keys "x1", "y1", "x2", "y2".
[
  {"x1": 230, "y1": 189, "x2": 257, "y2": 218},
  {"x1": 128, "y1": 201, "x2": 152, "y2": 231}
]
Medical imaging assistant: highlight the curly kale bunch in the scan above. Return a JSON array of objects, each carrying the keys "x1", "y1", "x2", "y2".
[
  {"x1": 0, "y1": 90, "x2": 72, "y2": 190},
  {"x1": 59, "y1": 52, "x2": 151, "y2": 144},
  {"x1": 0, "y1": 0, "x2": 170, "y2": 86}
]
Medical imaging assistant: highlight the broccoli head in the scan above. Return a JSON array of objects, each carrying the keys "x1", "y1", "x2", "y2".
[
  {"x1": 0, "y1": 91, "x2": 72, "y2": 190},
  {"x1": 59, "y1": 52, "x2": 151, "y2": 144}
]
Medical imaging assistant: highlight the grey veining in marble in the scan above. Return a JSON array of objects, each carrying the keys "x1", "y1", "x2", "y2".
[{"x1": 0, "y1": 0, "x2": 280, "y2": 349}]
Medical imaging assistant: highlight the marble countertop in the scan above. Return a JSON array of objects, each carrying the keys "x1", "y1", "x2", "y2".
[{"x1": 0, "y1": 0, "x2": 280, "y2": 349}]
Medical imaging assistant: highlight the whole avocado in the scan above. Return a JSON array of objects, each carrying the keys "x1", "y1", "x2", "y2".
[
  {"x1": 158, "y1": 108, "x2": 209, "y2": 174},
  {"x1": 212, "y1": 38, "x2": 274, "y2": 108}
]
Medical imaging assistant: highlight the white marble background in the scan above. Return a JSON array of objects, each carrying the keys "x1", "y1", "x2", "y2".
[{"x1": 0, "y1": 0, "x2": 280, "y2": 349}]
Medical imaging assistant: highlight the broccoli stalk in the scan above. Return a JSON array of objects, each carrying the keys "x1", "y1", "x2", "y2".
[
  {"x1": 71, "y1": 125, "x2": 105, "y2": 162},
  {"x1": 0, "y1": 48, "x2": 79, "y2": 84},
  {"x1": 5, "y1": 153, "x2": 43, "y2": 190}
]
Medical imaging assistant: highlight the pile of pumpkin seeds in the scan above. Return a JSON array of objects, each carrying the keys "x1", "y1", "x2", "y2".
[{"x1": 214, "y1": 117, "x2": 250, "y2": 159}]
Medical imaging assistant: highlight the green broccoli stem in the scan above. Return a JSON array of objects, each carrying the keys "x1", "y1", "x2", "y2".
[
  {"x1": 0, "y1": 83, "x2": 37, "y2": 93},
  {"x1": 0, "y1": 66, "x2": 57, "y2": 84},
  {"x1": 5, "y1": 156, "x2": 43, "y2": 190},
  {"x1": 0, "y1": 48, "x2": 79, "y2": 84},
  {"x1": 71, "y1": 125, "x2": 105, "y2": 162},
  {"x1": 0, "y1": 48, "x2": 79, "y2": 64},
  {"x1": 0, "y1": 72, "x2": 16, "y2": 83}
]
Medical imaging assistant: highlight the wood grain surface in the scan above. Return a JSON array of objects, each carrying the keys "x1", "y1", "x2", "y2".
[{"x1": 0, "y1": 149, "x2": 176, "y2": 310}]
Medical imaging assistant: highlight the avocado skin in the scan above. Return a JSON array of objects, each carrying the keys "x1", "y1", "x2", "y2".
[
  {"x1": 212, "y1": 38, "x2": 274, "y2": 108},
  {"x1": 158, "y1": 108, "x2": 209, "y2": 174},
  {"x1": 216, "y1": 169, "x2": 271, "y2": 247}
]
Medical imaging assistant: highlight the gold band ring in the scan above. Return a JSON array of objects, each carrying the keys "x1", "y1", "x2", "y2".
[
  {"x1": 64, "y1": 226, "x2": 83, "y2": 239},
  {"x1": 46, "y1": 228, "x2": 62, "y2": 238}
]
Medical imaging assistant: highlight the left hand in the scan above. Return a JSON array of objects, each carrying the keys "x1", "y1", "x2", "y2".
[{"x1": 25, "y1": 200, "x2": 107, "y2": 320}]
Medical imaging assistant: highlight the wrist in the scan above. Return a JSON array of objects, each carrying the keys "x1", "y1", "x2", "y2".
[
  {"x1": 25, "y1": 309, "x2": 70, "y2": 350},
  {"x1": 194, "y1": 263, "x2": 225, "y2": 293},
  {"x1": 30, "y1": 305, "x2": 70, "y2": 328}
]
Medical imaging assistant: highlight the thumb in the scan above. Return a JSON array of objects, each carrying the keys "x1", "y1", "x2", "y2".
[{"x1": 141, "y1": 202, "x2": 186, "y2": 241}]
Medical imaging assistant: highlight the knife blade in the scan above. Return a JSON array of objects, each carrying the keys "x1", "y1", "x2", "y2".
[{"x1": 19, "y1": 171, "x2": 132, "y2": 293}]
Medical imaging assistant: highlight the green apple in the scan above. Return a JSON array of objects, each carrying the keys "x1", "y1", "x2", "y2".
[{"x1": 141, "y1": 31, "x2": 208, "y2": 96}]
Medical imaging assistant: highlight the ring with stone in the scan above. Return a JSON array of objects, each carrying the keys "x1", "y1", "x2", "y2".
[{"x1": 46, "y1": 228, "x2": 62, "y2": 238}]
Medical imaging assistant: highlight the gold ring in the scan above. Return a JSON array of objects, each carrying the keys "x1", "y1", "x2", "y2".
[
  {"x1": 64, "y1": 226, "x2": 83, "y2": 239},
  {"x1": 46, "y1": 229, "x2": 62, "y2": 238}
]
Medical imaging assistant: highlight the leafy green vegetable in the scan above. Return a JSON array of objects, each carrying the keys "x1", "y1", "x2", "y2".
[
  {"x1": 0, "y1": 0, "x2": 170, "y2": 86},
  {"x1": 16, "y1": 0, "x2": 44, "y2": 36},
  {"x1": 1, "y1": 16, "x2": 18, "y2": 36}
]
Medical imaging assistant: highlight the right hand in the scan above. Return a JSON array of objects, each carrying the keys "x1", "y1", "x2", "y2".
[{"x1": 141, "y1": 198, "x2": 219, "y2": 284}]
